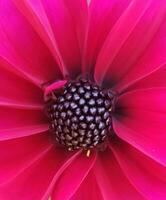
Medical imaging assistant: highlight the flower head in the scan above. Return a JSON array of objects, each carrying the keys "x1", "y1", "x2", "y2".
[{"x1": 0, "y1": 0, "x2": 166, "y2": 199}]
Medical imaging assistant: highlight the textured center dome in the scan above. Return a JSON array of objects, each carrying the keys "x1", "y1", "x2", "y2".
[{"x1": 47, "y1": 79, "x2": 114, "y2": 151}]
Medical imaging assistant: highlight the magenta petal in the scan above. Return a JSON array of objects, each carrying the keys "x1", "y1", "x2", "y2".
[
  {"x1": 70, "y1": 172, "x2": 103, "y2": 200},
  {"x1": 13, "y1": 0, "x2": 88, "y2": 77},
  {"x1": 114, "y1": 88, "x2": 166, "y2": 165},
  {"x1": 42, "y1": 151, "x2": 82, "y2": 200},
  {"x1": 0, "y1": 64, "x2": 43, "y2": 107},
  {"x1": 44, "y1": 80, "x2": 67, "y2": 96},
  {"x1": 110, "y1": 138, "x2": 166, "y2": 200},
  {"x1": 52, "y1": 152, "x2": 97, "y2": 200},
  {"x1": 61, "y1": 0, "x2": 88, "y2": 51},
  {"x1": 117, "y1": 88, "x2": 166, "y2": 112},
  {"x1": 113, "y1": 118, "x2": 166, "y2": 166},
  {"x1": 0, "y1": 107, "x2": 48, "y2": 140},
  {"x1": 0, "y1": 132, "x2": 51, "y2": 185},
  {"x1": 122, "y1": 64, "x2": 166, "y2": 92},
  {"x1": 0, "y1": 141, "x2": 74, "y2": 200},
  {"x1": 94, "y1": 0, "x2": 166, "y2": 86},
  {"x1": 0, "y1": 0, "x2": 62, "y2": 85},
  {"x1": 113, "y1": 15, "x2": 166, "y2": 92},
  {"x1": 13, "y1": 0, "x2": 66, "y2": 75},
  {"x1": 0, "y1": 125, "x2": 48, "y2": 141},
  {"x1": 93, "y1": 149, "x2": 144, "y2": 200},
  {"x1": 83, "y1": 0, "x2": 131, "y2": 75},
  {"x1": 34, "y1": 0, "x2": 86, "y2": 78}
]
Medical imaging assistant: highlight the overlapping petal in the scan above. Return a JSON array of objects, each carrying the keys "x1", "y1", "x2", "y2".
[
  {"x1": 70, "y1": 171, "x2": 103, "y2": 200},
  {"x1": 0, "y1": 62, "x2": 43, "y2": 108},
  {"x1": 93, "y1": 149, "x2": 144, "y2": 200},
  {"x1": 13, "y1": 0, "x2": 88, "y2": 77},
  {"x1": 113, "y1": 17, "x2": 166, "y2": 92},
  {"x1": 0, "y1": 138, "x2": 79, "y2": 200},
  {"x1": 0, "y1": 133, "x2": 52, "y2": 185},
  {"x1": 0, "y1": 107, "x2": 48, "y2": 140},
  {"x1": 121, "y1": 64, "x2": 166, "y2": 92},
  {"x1": 94, "y1": 0, "x2": 166, "y2": 88},
  {"x1": 0, "y1": 0, "x2": 62, "y2": 86},
  {"x1": 83, "y1": 0, "x2": 131, "y2": 75},
  {"x1": 114, "y1": 88, "x2": 166, "y2": 165},
  {"x1": 51, "y1": 152, "x2": 96, "y2": 200},
  {"x1": 0, "y1": 0, "x2": 166, "y2": 200},
  {"x1": 41, "y1": 0, "x2": 86, "y2": 77},
  {"x1": 110, "y1": 138, "x2": 166, "y2": 200}
]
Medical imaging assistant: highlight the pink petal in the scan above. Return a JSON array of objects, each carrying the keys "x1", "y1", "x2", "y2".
[
  {"x1": 0, "y1": 0, "x2": 62, "y2": 86},
  {"x1": 0, "y1": 140, "x2": 76, "y2": 200},
  {"x1": 113, "y1": 88, "x2": 166, "y2": 165},
  {"x1": 0, "y1": 63, "x2": 43, "y2": 108},
  {"x1": 0, "y1": 132, "x2": 51, "y2": 185},
  {"x1": 117, "y1": 88, "x2": 166, "y2": 112},
  {"x1": 0, "y1": 107, "x2": 48, "y2": 140},
  {"x1": 38, "y1": 0, "x2": 85, "y2": 77},
  {"x1": 93, "y1": 148, "x2": 144, "y2": 200},
  {"x1": 44, "y1": 80, "x2": 67, "y2": 96},
  {"x1": 94, "y1": 0, "x2": 166, "y2": 86},
  {"x1": 42, "y1": 151, "x2": 82, "y2": 200},
  {"x1": 61, "y1": 0, "x2": 88, "y2": 51},
  {"x1": 70, "y1": 171, "x2": 103, "y2": 200},
  {"x1": 110, "y1": 138, "x2": 166, "y2": 200},
  {"x1": 122, "y1": 64, "x2": 166, "y2": 92},
  {"x1": 113, "y1": 14, "x2": 166, "y2": 92},
  {"x1": 83, "y1": 0, "x2": 131, "y2": 75},
  {"x1": 13, "y1": 0, "x2": 66, "y2": 75},
  {"x1": 13, "y1": 0, "x2": 88, "y2": 76},
  {"x1": 52, "y1": 152, "x2": 97, "y2": 200}
]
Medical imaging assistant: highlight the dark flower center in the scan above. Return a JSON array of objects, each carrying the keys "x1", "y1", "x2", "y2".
[{"x1": 46, "y1": 79, "x2": 114, "y2": 151}]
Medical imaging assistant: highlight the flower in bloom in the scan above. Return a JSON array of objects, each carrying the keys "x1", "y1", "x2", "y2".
[{"x1": 0, "y1": 0, "x2": 166, "y2": 199}]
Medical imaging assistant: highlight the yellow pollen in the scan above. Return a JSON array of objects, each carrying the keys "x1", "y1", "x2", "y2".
[
  {"x1": 86, "y1": 149, "x2": 91, "y2": 157},
  {"x1": 68, "y1": 147, "x2": 72, "y2": 151},
  {"x1": 109, "y1": 107, "x2": 112, "y2": 112}
]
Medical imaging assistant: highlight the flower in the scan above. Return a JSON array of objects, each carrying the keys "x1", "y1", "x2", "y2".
[{"x1": 0, "y1": 0, "x2": 166, "y2": 199}]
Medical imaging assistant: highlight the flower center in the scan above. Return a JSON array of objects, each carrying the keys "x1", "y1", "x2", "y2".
[{"x1": 46, "y1": 79, "x2": 114, "y2": 151}]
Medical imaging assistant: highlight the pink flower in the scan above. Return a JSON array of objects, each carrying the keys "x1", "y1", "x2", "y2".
[{"x1": 0, "y1": 0, "x2": 166, "y2": 199}]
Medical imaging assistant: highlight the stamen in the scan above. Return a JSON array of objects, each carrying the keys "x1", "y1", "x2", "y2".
[
  {"x1": 86, "y1": 149, "x2": 91, "y2": 157},
  {"x1": 109, "y1": 107, "x2": 112, "y2": 112}
]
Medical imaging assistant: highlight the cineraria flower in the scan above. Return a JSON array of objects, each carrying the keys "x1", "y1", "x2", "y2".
[{"x1": 0, "y1": 0, "x2": 166, "y2": 199}]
